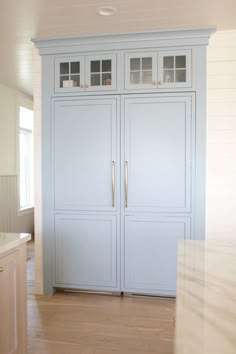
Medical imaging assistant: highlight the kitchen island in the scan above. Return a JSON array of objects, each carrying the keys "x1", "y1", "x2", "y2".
[
  {"x1": 175, "y1": 240, "x2": 236, "y2": 354},
  {"x1": 0, "y1": 233, "x2": 31, "y2": 354}
]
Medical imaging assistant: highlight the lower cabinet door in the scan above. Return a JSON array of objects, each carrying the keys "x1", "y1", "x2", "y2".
[
  {"x1": 123, "y1": 215, "x2": 191, "y2": 295},
  {"x1": 0, "y1": 249, "x2": 26, "y2": 354},
  {"x1": 54, "y1": 214, "x2": 119, "y2": 291}
]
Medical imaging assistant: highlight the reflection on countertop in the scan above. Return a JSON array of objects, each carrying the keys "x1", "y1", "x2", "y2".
[
  {"x1": 175, "y1": 240, "x2": 236, "y2": 354},
  {"x1": 0, "y1": 232, "x2": 31, "y2": 255}
]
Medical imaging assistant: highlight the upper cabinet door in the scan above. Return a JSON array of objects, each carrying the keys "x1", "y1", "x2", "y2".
[
  {"x1": 53, "y1": 97, "x2": 119, "y2": 211},
  {"x1": 55, "y1": 56, "x2": 85, "y2": 92},
  {"x1": 158, "y1": 50, "x2": 192, "y2": 88},
  {"x1": 125, "y1": 52, "x2": 158, "y2": 90},
  {"x1": 123, "y1": 94, "x2": 194, "y2": 213},
  {"x1": 85, "y1": 54, "x2": 117, "y2": 91}
]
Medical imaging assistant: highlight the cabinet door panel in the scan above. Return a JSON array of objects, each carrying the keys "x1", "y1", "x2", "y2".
[
  {"x1": 85, "y1": 54, "x2": 117, "y2": 91},
  {"x1": 53, "y1": 98, "x2": 118, "y2": 211},
  {"x1": 123, "y1": 94, "x2": 194, "y2": 212},
  {"x1": 0, "y1": 251, "x2": 19, "y2": 354},
  {"x1": 125, "y1": 52, "x2": 157, "y2": 90},
  {"x1": 55, "y1": 56, "x2": 85, "y2": 92},
  {"x1": 158, "y1": 50, "x2": 192, "y2": 88},
  {"x1": 123, "y1": 216, "x2": 191, "y2": 295},
  {"x1": 54, "y1": 214, "x2": 118, "y2": 290}
]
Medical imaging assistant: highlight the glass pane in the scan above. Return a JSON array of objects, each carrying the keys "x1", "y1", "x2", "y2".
[
  {"x1": 142, "y1": 71, "x2": 152, "y2": 84},
  {"x1": 71, "y1": 74, "x2": 80, "y2": 87},
  {"x1": 60, "y1": 62, "x2": 69, "y2": 75},
  {"x1": 91, "y1": 73, "x2": 100, "y2": 86},
  {"x1": 71, "y1": 62, "x2": 80, "y2": 74},
  {"x1": 163, "y1": 57, "x2": 174, "y2": 69},
  {"x1": 60, "y1": 76, "x2": 69, "y2": 88},
  {"x1": 102, "y1": 60, "x2": 111, "y2": 72},
  {"x1": 142, "y1": 57, "x2": 152, "y2": 70},
  {"x1": 163, "y1": 70, "x2": 174, "y2": 83},
  {"x1": 130, "y1": 71, "x2": 140, "y2": 84},
  {"x1": 19, "y1": 105, "x2": 34, "y2": 210},
  {"x1": 176, "y1": 69, "x2": 186, "y2": 82},
  {"x1": 130, "y1": 58, "x2": 140, "y2": 71},
  {"x1": 176, "y1": 56, "x2": 186, "y2": 68},
  {"x1": 102, "y1": 73, "x2": 112, "y2": 86},
  {"x1": 91, "y1": 61, "x2": 100, "y2": 73}
]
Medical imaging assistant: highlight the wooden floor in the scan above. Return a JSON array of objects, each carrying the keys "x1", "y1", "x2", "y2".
[{"x1": 26, "y1": 243, "x2": 175, "y2": 354}]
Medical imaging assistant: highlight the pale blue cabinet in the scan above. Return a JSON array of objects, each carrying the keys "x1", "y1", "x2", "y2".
[
  {"x1": 52, "y1": 93, "x2": 194, "y2": 295},
  {"x1": 125, "y1": 50, "x2": 192, "y2": 91},
  {"x1": 53, "y1": 97, "x2": 118, "y2": 212},
  {"x1": 54, "y1": 214, "x2": 118, "y2": 290},
  {"x1": 34, "y1": 29, "x2": 212, "y2": 295},
  {"x1": 121, "y1": 93, "x2": 194, "y2": 294},
  {"x1": 123, "y1": 216, "x2": 191, "y2": 295},
  {"x1": 122, "y1": 94, "x2": 194, "y2": 213},
  {"x1": 55, "y1": 53, "x2": 117, "y2": 93}
]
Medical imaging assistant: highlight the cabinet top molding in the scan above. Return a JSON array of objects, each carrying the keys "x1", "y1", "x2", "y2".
[{"x1": 33, "y1": 28, "x2": 216, "y2": 55}]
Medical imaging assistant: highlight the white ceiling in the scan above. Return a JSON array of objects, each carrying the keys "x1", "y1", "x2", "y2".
[{"x1": 0, "y1": 0, "x2": 235, "y2": 97}]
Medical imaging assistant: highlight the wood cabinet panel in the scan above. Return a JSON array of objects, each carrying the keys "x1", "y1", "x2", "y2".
[{"x1": 0, "y1": 246, "x2": 27, "y2": 354}]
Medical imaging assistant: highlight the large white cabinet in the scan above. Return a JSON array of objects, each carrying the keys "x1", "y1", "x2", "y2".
[{"x1": 34, "y1": 28, "x2": 214, "y2": 296}]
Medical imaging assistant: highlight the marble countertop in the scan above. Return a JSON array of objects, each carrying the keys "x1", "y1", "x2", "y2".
[
  {"x1": 175, "y1": 240, "x2": 236, "y2": 354},
  {"x1": 0, "y1": 233, "x2": 31, "y2": 256}
]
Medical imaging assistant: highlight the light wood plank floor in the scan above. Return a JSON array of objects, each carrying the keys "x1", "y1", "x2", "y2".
[
  {"x1": 28, "y1": 293, "x2": 175, "y2": 354},
  {"x1": 26, "y1": 242, "x2": 175, "y2": 353}
]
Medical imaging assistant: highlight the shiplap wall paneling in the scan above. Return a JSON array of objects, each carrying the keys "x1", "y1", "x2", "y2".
[
  {"x1": 206, "y1": 31, "x2": 236, "y2": 239},
  {"x1": 0, "y1": 176, "x2": 34, "y2": 233}
]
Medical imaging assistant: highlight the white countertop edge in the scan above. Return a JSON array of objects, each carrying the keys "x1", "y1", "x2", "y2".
[{"x1": 0, "y1": 233, "x2": 31, "y2": 256}]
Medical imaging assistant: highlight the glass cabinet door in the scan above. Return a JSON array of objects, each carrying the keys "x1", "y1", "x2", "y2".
[
  {"x1": 158, "y1": 50, "x2": 191, "y2": 88},
  {"x1": 85, "y1": 54, "x2": 117, "y2": 91},
  {"x1": 125, "y1": 52, "x2": 157, "y2": 90},
  {"x1": 55, "y1": 56, "x2": 85, "y2": 92}
]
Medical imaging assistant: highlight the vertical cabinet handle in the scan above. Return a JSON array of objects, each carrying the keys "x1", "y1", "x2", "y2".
[
  {"x1": 112, "y1": 160, "x2": 116, "y2": 207},
  {"x1": 125, "y1": 160, "x2": 128, "y2": 208}
]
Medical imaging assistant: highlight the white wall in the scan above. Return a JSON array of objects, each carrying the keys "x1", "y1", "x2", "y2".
[
  {"x1": 206, "y1": 31, "x2": 236, "y2": 239},
  {"x1": 0, "y1": 84, "x2": 18, "y2": 175},
  {"x1": 0, "y1": 83, "x2": 34, "y2": 233}
]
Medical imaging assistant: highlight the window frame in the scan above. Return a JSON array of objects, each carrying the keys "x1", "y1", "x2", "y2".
[{"x1": 16, "y1": 98, "x2": 34, "y2": 216}]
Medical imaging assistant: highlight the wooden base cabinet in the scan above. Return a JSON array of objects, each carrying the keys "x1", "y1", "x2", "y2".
[
  {"x1": 0, "y1": 246, "x2": 27, "y2": 354},
  {"x1": 34, "y1": 28, "x2": 215, "y2": 296}
]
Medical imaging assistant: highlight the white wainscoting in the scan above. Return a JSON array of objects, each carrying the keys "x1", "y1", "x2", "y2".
[{"x1": 0, "y1": 175, "x2": 34, "y2": 233}]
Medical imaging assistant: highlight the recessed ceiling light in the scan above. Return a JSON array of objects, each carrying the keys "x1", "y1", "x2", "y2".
[{"x1": 96, "y1": 6, "x2": 117, "y2": 16}]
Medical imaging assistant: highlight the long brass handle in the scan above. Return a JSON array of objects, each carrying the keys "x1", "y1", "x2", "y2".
[
  {"x1": 0, "y1": 267, "x2": 4, "y2": 272},
  {"x1": 125, "y1": 160, "x2": 128, "y2": 208},
  {"x1": 112, "y1": 160, "x2": 116, "y2": 207}
]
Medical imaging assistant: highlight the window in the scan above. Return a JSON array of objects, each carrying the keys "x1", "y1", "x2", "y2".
[{"x1": 19, "y1": 106, "x2": 34, "y2": 211}]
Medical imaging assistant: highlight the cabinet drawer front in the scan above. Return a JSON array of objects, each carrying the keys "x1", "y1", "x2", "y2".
[
  {"x1": 123, "y1": 215, "x2": 191, "y2": 295},
  {"x1": 123, "y1": 94, "x2": 194, "y2": 213},
  {"x1": 54, "y1": 214, "x2": 118, "y2": 289}
]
